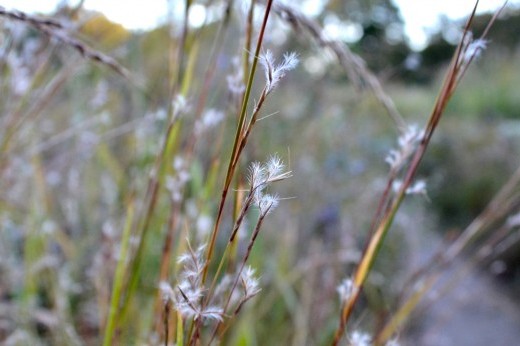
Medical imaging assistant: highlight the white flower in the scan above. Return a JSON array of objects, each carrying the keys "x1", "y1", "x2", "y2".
[
  {"x1": 196, "y1": 214, "x2": 213, "y2": 238},
  {"x1": 465, "y1": 38, "x2": 487, "y2": 61},
  {"x1": 337, "y1": 277, "x2": 356, "y2": 303},
  {"x1": 507, "y1": 212, "x2": 520, "y2": 228},
  {"x1": 392, "y1": 179, "x2": 428, "y2": 197},
  {"x1": 398, "y1": 124, "x2": 422, "y2": 148},
  {"x1": 194, "y1": 108, "x2": 225, "y2": 135},
  {"x1": 172, "y1": 94, "x2": 190, "y2": 118},
  {"x1": 461, "y1": 32, "x2": 487, "y2": 65},
  {"x1": 385, "y1": 124, "x2": 424, "y2": 171},
  {"x1": 385, "y1": 338, "x2": 401, "y2": 346},
  {"x1": 166, "y1": 156, "x2": 191, "y2": 202},
  {"x1": 260, "y1": 50, "x2": 299, "y2": 94},
  {"x1": 159, "y1": 281, "x2": 175, "y2": 304},
  {"x1": 350, "y1": 330, "x2": 371, "y2": 346},
  {"x1": 227, "y1": 56, "x2": 245, "y2": 96},
  {"x1": 173, "y1": 156, "x2": 185, "y2": 170},
  {"x1": 406, "y1": 179, "x2": 427, "y2": 196}
]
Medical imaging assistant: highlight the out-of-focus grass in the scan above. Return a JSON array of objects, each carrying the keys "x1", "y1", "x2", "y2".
[{"x1": 1, "y1": 3, "x2": 519, "y2": 345}]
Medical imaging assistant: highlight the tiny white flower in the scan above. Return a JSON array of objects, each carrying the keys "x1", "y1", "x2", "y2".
[
  {"x1": 385, "y1": 149, "x2": 400, "y2": 169},
  {"x1": 173, "y1": 156, "x2": 185, "y2": 170},
  {"x1": 178, "y1": 170, "x2": 191, "y2": 184},
  {"x1": 172, "y1": 94, "x2": 190, "y2": 118},
  {"x1": 350, "y1": 330, "x2": 371, "y2": 346},
  {"x1": 507, "y1": 212, "x2": 520, "y2": 228},
  {"x1": 461, "y1": 32, "x2": 487, "y2": 64},
  {"x1": 398, "y1": 124, "x2": 422, "y2": 148},
  {"x1": 465, "y1": 38, "x2": 487, "y2": 61},
  {"x1": 406, "y1": 179, "x2": 427, "y2": 196},
  {"x1": 337, "y1": 277, "x2": 356, "y2": 303},
  {"x1": 385, "y1": 124, "x2": 424, "y2": 171},
  {"x1": 159, "y1": 281, "x2": 175, "y2": 303},
  {"x1": 385, "y1": 338, "x2": 401, "y2": 346},
  {"x1": 392, "y1": 179, "x2": 428, "y2": 198},
  {"x1": 227, "y1": 56, "x2": 245, "y2": 96},
  {"x1": 196, "y1": 214, "x2": 213, "y2": 238},
  {"x1": 154, "y1": 108, "x2": 167, "y2": 120},
  {"x1": 195, "y1": 108, "x2": 225, "y2": 135}
]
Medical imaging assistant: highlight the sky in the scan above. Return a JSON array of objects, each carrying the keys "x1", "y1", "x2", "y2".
[{"x1": 0, "y1": 0, "x2": 516, "y2": 49}]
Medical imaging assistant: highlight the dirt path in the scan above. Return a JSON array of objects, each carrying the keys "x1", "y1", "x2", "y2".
[{"x1": 404, "y1": 230, "x2": 520, "y2": 345}]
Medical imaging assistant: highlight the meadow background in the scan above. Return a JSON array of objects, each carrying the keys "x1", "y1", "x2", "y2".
[{"x1": 0, "y1": 1, "x2": 520, "y2": 345}]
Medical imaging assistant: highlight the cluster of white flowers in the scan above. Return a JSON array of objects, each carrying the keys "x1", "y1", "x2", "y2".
[
  {"x1": 461, "y1": 32, "x2": 488, "y2": 66},
  {"x1": 226, "y1": 56, "x2": 245, "y2": 97},
  {"x1": 337, "y1": 277, "x2": 357, "y2": 303},
  {"x1": 392, "y1": 179, "x2": 428, "y2": 198},
  {"x1": 194, "y1": 108, "x2": 225, "y2": 135},
  {"x1": 171, "y1": 94, "x2": 190, "y2": 120},
  {"x1": 350, "y1": 331, "x2": 371, "y2": 346},
  {"x1": 7, "y1": 52, "x2": 31, "y2": 95},
  {"x1": 348, "y1": 330, "x2": 400, "y2": 346},
  {"x1": 165, "y1": 156, "x2": 191, "y2": 202},
  {"x1": 90, "y1": 81, "x2": 109, "y2": 108},
  {"x1": 385, "y1": 124, "x2": 424, "y2": 172}
]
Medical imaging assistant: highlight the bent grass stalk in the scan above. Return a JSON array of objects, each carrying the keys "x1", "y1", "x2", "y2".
[
  {"x1": 332, "y1": 1, "x2": 502, "y2": 343},
  {"x1": 378, "y1": 159, "x2": 520, "y2": 344}
]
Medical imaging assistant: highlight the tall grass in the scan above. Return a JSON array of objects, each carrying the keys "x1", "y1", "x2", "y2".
[{"x1": 0, "y1": 1, "x2": 517, "y2": 345}]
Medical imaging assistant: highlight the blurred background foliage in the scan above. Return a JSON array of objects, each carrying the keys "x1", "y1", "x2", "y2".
[{"x1": 1, "y1": 1, "x2": 520, "y2": 344}]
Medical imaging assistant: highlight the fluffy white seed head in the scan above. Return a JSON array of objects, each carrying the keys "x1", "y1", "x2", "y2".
[
  {"x1": 240, "y1": 266, "x2": 261, "y2": 298},
  {"x1": 257, "y1": 193, "x2": 279, "y2": 216},
  {"x1": 260, "y1": 50, "x2": 299, "y2": 94}
]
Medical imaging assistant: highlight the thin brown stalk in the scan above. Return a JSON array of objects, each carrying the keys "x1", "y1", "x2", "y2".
[
  {"x1": 210, "y1": 207, "x2": 271, "y2": 344},
  {"x1": 153, "y1": 207, "x2": 180, "y2": 336},
  {"x1": 202, "y1": 0, "x2": 274, "y2": 283},
  {"x1": 0, "y1": 6, "x2": 132, "y2": 80},
  {"x1": 151, "y1": 3, "x2": 233, "y2": 339},
  {"x1": 0, "y1": 6, "x2": 63, "y2": 29},
  {"x1": 332, "y1": 1, "x2": 500, "y2": 343}
]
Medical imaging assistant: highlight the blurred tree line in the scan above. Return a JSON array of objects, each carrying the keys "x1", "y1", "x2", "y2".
[
  {"x1": 67, "y1": 1, "x2": 520, "y2": 85},
  {"x1": 320, "y1": 0, "x2": 520, "y2": 83}
]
